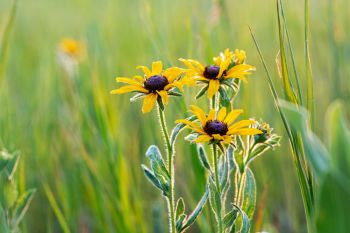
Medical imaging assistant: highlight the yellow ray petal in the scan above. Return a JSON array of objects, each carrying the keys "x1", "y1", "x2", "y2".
[
  {"x1": 178, "y1": 58, "x2": 205, "y2": 73},
  {"x1": 190, "y1": 105, "x2": 207, "y2": 126},
  {"x1": 207, "y1": 79, "x2": 220, "y2": 99},
  {"x1": 151, "y1": 61, "x2": 163, "y2": 75},
  {"x1": 175, "y1": 119, "x2": 205, "y2": 134},
  {"x1": 116, "y1": 77, "x2": 143, "y2": 86},
  {"x1": 195, "y1": 135, "x2": 212, "y2": 143},
  {"x1": 207, "y1": 108, "x2": 216, "y2": 121},
  {"x1": 142, "y1": 93, "x2": 158, "y2": 113},
  {"x1": 163, "y1": 67, "x2": 183, "y2": 83},
  {"x1": 212, "y1": 134, "x2": 224, "y2": 141},
  {"x1": 225, "y1": 64, "x2": 256, "y2": 79},
  {"x1": 110, "y1": 85, "x2": 148, "y2": 94},
  {"x1": 217, "y1": 107, "x2": 227, "y2": 121},
  {"x1": 228, "y1": 119, "x2": 257, "y2": 131},
  {"x1": 228, "y1": 128, "x2": 262, "y2": 136},
  {"x1": 136, "y1": 65, "x2": 152, "y2": 78},
  {"x1": 222, "y1": 135, "x2": 233, "y2": 144},
  {"x1": 157, "y1": 90, "x2": 169, "y2": 105},
  {"x1": 133, "y1": 75, "x2": 145, "y2": 83},
  {"x1": 224, "y1": 109, "x2": 243, "y2": 125}
]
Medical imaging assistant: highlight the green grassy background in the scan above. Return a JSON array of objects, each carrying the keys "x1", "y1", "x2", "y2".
[{"x1": 0, "y1": 0, "x2": 349, "y2": 232}]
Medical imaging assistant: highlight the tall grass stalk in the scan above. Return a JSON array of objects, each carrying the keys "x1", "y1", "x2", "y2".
[{"x1": 251, "y1": 0, "x2": 317, "y2": 231}]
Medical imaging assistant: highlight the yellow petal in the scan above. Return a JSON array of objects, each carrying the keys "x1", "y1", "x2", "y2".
[
  {"x1": 142, "y1": 93, "x2": 158, "y2": 113},
  {"x1": 212, "y1": 134, "x2": 224, "y2": 141},
  {"x1": 110, "y1": 85, "x2": 148, "y2": 94},
  {"x1": 225, "y1": 64, "x2": 256, "y2": 79},
  {"x1": 195, "y1": 135, "x2": 212, "y2": 143},
  {"x1": 178, "y1": 58, "x2": 205, "y2": 73},
  {"x1": 179, "y1": 76, "x2": 196, "y2": 87},
  {"x1": 175, "y1": 119, "x2": 205, "y2": 134},
  {"x1": 151, "y1": 61, "x2": 163, "y2": 75},
  {"x1": 157, "y1": 90, "x2": 169, "y2": 105},
  {"x1": 222, "y1": 135, "x2": 233, "y2": 144},
  {"x1": 133, "y1": 75, "x2": 145, "y2": 83},
  {"x1": 229, "y1": 119, "x2": 257, "y2": 131},
  {"x1": 163, "y1": 67, "x2": 183, "y2": 83},
  {"x1": 190, "y1": 105, "x2": 207, "y2": 126},
  {"x1": 207, "y1": 79, "x2": 220, "y2": 99},
  {"x1": 217, "y1": 107, "x2": 227, "y2": 121},
  {"x1": 207, "y1": 108, "x2": 216, "y2": 121},
  {"x1": 136, "y1": 65, "x2": 152, "y2": 78},
  {"x1": 224, "y1": 109, "x2": 243, "y2": 125},
  {"x1": 228, "y1": 128, "x2": 262, "y2": 136},
  {"x1": 116, "y1": 77, "x2": 143, "y2": 86}
]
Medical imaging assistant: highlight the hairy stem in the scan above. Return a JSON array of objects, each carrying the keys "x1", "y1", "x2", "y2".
[
  {"x1": 158, "y1": 106, "x2": 176, "y2": 233},
  {"x1": 213, "y1": 143, "x2": 223, "y2": 233}
]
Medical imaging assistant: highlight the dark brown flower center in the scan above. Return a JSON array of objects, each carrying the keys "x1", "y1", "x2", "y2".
[
  {"x1": 203, "y1": 65, "x2": 220, "y2": 79},
  {"x1": 144, "y1": 75, "x2": 169, "y2": 92},
  {"x1": 204, "y1": 120, "x2": 228, "y2": 136}
]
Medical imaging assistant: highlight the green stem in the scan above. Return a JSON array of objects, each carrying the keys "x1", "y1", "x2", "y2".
[
  {"x1": 158, "y1": 106, "x2": 176, "y2": 233},
  {"x1": 212, "y1": 144, "x2": 223, "y2": 233}
]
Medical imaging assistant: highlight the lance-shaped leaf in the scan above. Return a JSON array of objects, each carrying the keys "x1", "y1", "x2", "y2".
[
  {"x1": 208, "y1": 179, "x2": 221, "y2": 222},
  {"x1": 130, "y1": 93, "x2": 146, "y2": 102},
  {"x1": 241, "y1": 168, "x2": 256, "y2": 220},
  {"x1": 246, "y1": 134, "x2": 281, "y2": 166},
  {"x1": 223, "y1": 206, "x2": 239, "y2": 232},
  {"x1": 195, "y1": 85, "x2": 208, "y2": 99},
  {"x1": 197, "y1": 145, "x2": 210, "y2": 171},
  {"x1": 146, "y1": 145, "x2": 169, "y2": 180},
  {"x1": 12, "y1": 189, "x2": 36, "y2": 226},
  {"x1": 233, "y1": 204, "x2": 250, "y2": 233},
  {"x1": 180, "y1": 188, "x2": 209, "y2": 232},
  {"x1": 219, "y1": 154, "x2": 229, "y2": 193},
  {"x1": 219, "y1": 87, "x2": 231, "y2": 111},
  {"x1": 170, "y1": 115, "x2": 196, "y2": 146},
  {"x1": 175, "y1": 197, "x2": 185, "y2": 219},
  {"x1": 141, "y1": 165, "x2": 168, "y2": 196}
]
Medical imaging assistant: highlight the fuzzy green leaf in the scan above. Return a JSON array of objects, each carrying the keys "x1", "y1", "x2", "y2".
[
  {"x1": 197, "y1": 145, "x2": 210, "y2": 171},
  {"x1": 242, "y1": 168, "x2": 256, "y2": 220},
  {"x1": 223, "y1": 207, "x2": 238, "y2": 232},
  {"x1": 195, "y1": 85, "x2": 208, "y2": 99},
  {"x1": 141, "y1": 165, "x2": 167, "y2": 196},
  {"x1": 180, "y1": 188, "x2": 209, "y2": 232},
  {"x1": 233, "y1": 205, "x2": 250, "y2": 233},
  {"x1": 145, "y1": 145, "x2": 169, "y2": 179},
  {"x1": 170, "y1": 115, "x2": 196, "y2": 146},
  {"x1": 176, "y1": 197, "x2": 185, "y2": 220}
]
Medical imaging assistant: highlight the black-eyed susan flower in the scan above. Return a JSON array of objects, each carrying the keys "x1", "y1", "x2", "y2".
[
  {"x1": 111, "y1": 61, "x2": 194, "y2": 113},
  {"x1": 176, "y1": 105, "x2": 262, "y2": 145},
  {"x1": 179, "y1": 49, "x2": 255, "y2": 99}
]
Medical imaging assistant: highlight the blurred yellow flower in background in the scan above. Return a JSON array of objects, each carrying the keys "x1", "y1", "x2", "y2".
[
  {"x1": 57, "y1": 38, "x2": 86, "y2": 77},
  {"x1": 58, "y1": 38, "x2": 85, "y2": 60}
]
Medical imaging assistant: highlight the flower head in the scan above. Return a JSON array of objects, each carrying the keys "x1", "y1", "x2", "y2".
[
  {"x1": 176, "y1": 105, "x2": 262, "y2": 145},
  {"x1": 179, "y1": 49, "x2": 255, "y2": 99},
  {"x1": 111, "y1": 61, "x2": 194, "y2": 113},
  {"x1": 58, "y1": 38, "x2": 85, "y2": 60}
]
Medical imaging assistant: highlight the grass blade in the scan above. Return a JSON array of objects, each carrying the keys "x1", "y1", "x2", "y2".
[{"x1": 0, "y1": 0, "x2": 17, "y2": 84}]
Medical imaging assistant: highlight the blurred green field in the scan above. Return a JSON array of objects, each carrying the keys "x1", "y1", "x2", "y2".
[{"x1": 0, "y1": 0, "x2": 349, "y2": 232}]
